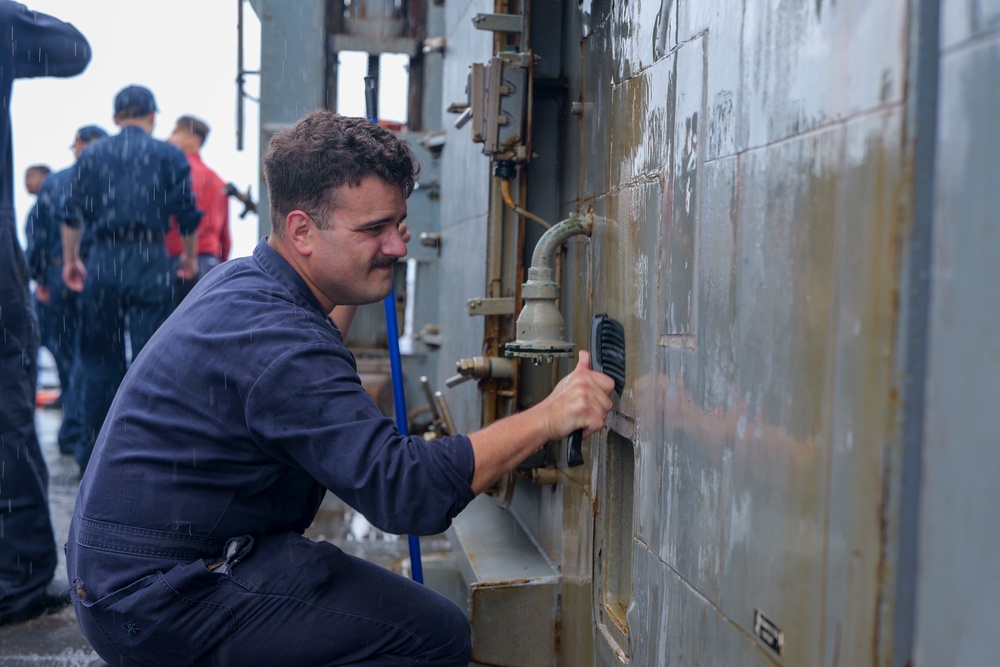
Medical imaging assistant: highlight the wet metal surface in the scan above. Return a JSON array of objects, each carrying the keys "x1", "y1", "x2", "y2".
[
  {"x1": 915, "y1": 29, "x2": 1000, "y2": 667},
  {"x1": 422, "y1": 0, "x2": 976, "y2": 663},
  {"x1": 448, "y1": 497, "x2": 559, "y2": 667},
  {"x1": 570, "y1": 0, "x2": 913, "y2": 663}
]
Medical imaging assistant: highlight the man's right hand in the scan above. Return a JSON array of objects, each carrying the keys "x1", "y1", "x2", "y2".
[
  {"x1": 35, "y1": 284, "x2": 51, "y2": 304},
  {"x1": 467, "y1": 349, "x2": 617, "y2": 494},
  {"x1": 63, "y1": 260, "x2": 86, "y2": 292},
  {"x1": 536, "y1": 350, "x2": 616, "y2": 441}
]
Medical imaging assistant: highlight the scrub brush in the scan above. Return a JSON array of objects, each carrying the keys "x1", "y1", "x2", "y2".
[{"x1": 567, "y1": 314, "x2": 625, "y2": 467}]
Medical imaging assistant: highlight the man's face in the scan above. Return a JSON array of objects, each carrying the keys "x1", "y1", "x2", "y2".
[
  {"x1": 24, "y1": 171, "x2": 45, "y2": 195},
  {"x1": 167, "y1": 126, "x2": 199, "y2": 152},
  {"x1": 306, "y1": 176, "x2": 408, "y2": 308},
  {"x1": 73, "y1": 138, "x2": 88, "y2": 159}
]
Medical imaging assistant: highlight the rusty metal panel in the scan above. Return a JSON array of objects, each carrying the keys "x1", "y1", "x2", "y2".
[
  {"x1": 821, "y1": 109, "x2": 902, "y2": 666},
  {"x1": 436, "y1": 1, "x2": 927, "y2": 665},
  {"x1": 713, "y1": 125, "x2": 843, "y2": 666},
  {"x1": 610, "y1": 55, "x2": 673, "y2": 190},
  {"x1": 914, "y1": 37, "x2": 1000, "y2": 667}
]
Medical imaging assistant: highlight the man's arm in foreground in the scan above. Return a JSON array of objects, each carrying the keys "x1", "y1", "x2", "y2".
[{"x1": 468, "y1": 350, "x2": 615, "y2": 494}]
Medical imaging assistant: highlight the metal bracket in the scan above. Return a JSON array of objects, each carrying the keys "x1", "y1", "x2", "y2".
[
  {"x1": 471, "y1": 13, "x2": 523, "y2": 34},
  {"x1": 467, "y1": 297, "x2": 515, "y2": 316}
]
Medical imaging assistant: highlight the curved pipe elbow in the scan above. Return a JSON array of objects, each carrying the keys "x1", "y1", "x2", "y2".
[{"x1": 529, "y1": 215, "x2": 593, "y2": 274}]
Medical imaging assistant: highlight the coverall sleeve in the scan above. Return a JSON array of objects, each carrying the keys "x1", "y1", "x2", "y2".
[
  {"x1": 50, "y1": 173, "x2": 79, "y2": 229},
  {"x1": 164, "y1": 146, "x2": 201, "y2": 235},
  {"x1": 7, "y1": 2, "x2": 90, "y2": 79},
  {"x1": 65, "y1": 157, "x2": 91, "y2": 229},
  {"x1": 245, "y1": 342, "x2": 477, "y2": 536},
  {"x1": 24, "y1": 202, "x2": 43, "y2": 282}
]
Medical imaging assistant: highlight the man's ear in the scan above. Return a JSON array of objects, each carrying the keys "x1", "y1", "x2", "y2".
[{"x1": 284, "y1": 210, "x2": 315, "y2": 256}]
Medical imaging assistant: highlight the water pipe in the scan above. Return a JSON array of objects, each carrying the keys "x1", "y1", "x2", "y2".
[
  {"x1": 365, "y1": 75, "x2": 424, "y2": 585},
  {"x1": 504, "y1": 214, "x2": 595, "y2": 362}
]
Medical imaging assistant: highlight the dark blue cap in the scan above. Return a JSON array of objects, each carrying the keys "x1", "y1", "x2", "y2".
[
  {"x1": 73, "y1": 125, "x2": 108, "y2": 146},
  {"x1": 114, "y1": 84, "x2": 158, "y2": 117}
]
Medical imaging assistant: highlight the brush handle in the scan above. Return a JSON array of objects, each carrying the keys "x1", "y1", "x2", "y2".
[{"x1": 567, "y1": 429, "x2": 584, "y2": 467}]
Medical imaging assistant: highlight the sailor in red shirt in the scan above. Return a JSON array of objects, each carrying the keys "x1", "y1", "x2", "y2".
[{"x1": 165, "y1": 115, "x2": 231, "y2": 304}]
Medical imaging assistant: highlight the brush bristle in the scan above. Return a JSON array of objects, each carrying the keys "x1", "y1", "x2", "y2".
[{"x1": 595, "y1": 317, "x2": 626, "y2": 396}]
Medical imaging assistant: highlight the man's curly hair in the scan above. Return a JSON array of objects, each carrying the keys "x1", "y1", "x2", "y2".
[{"x1": 263, "y1": 110, "x2": 419, "y2": 234}]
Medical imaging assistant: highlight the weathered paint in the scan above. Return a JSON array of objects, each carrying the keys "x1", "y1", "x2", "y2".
[
  {"x1": 439, "y1": 0, "x2": 915, "y2": 664},
  {"x1": 248, "y1": 0, "x2": 1000, "y2": 664},
  {"x1": 914, "y1": 22, "x2": 1000, "y2": 666}
]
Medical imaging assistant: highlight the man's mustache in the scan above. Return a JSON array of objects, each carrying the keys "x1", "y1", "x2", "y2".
[{"x1": 371, "y1": 257, "x2": 398, "y2": 269}]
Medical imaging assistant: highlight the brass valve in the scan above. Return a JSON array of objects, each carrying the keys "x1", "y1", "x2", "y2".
[{"x1": 445, "y1": 355, "x2": 515, "y2": 387}]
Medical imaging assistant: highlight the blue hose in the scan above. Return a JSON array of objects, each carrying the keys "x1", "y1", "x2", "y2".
[{"x1": 366, "y1": 75, "x2": 424, "y2": 585}]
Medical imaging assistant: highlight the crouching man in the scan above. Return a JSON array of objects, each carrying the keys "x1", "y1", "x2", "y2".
[{"x1": 67, "y1": 110, "x2": 614, "y2": 666}]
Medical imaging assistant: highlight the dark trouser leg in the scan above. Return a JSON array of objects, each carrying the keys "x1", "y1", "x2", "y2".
[
  {"x1": 33, "y1": 291, "x2": 55, "y2": 383},
  {"x1": 124, "y1": 243, "x2": 173, "y2": 360},
  {"x1": 76, "y1": 241, "x2": 173, "y2": 471},
  {"x1": 58, "y1": 338, "x2": 85, "y2": 456},
  {"x1": 0, "y1": 222, "x2": 57, "y2": 619},
  {"x1": 210, "y1": 534, "x2": 472, "y2": 666},
  {"x1": 74, "y1": 534, "x2": 472, "y2": 667},
  {"x1": 47, "y1": 268, "x2": 82, "y2": 453},
  {"x1": 76, "y1": 251, "x2": 127, "y2": 473},
  {"x1": 59, "y1": 343, "x2": 85, "y2": 456},
  {"x1": 42, "y1": 266, "x2": 76, "y2": 394}
]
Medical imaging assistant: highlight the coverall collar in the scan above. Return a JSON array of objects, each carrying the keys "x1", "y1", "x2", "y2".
[{"x1": 252, "y1": 238, "x2": 329, "y2": 319}]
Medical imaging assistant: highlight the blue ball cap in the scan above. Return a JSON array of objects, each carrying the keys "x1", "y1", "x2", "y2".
[
  {"x1": 114, "y1": 84, "x2": 158, "y2": 117},
  {"x1": 73, "y1": 125, "x2": 108, "y2": 146}
]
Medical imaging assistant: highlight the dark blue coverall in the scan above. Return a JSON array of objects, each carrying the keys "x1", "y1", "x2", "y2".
[
  {"x1": 0, "y1": 0, "x2": 89, "y2": 623},
  {"x1": 65, "y1": 125, "x2": 200, "y2": 471},
  {"x1": 26, "y1": 166, "x2": 86, "y2": 455},
  {"x1": 68, "y1": 240, "x2": 475, "y2": 666}
]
